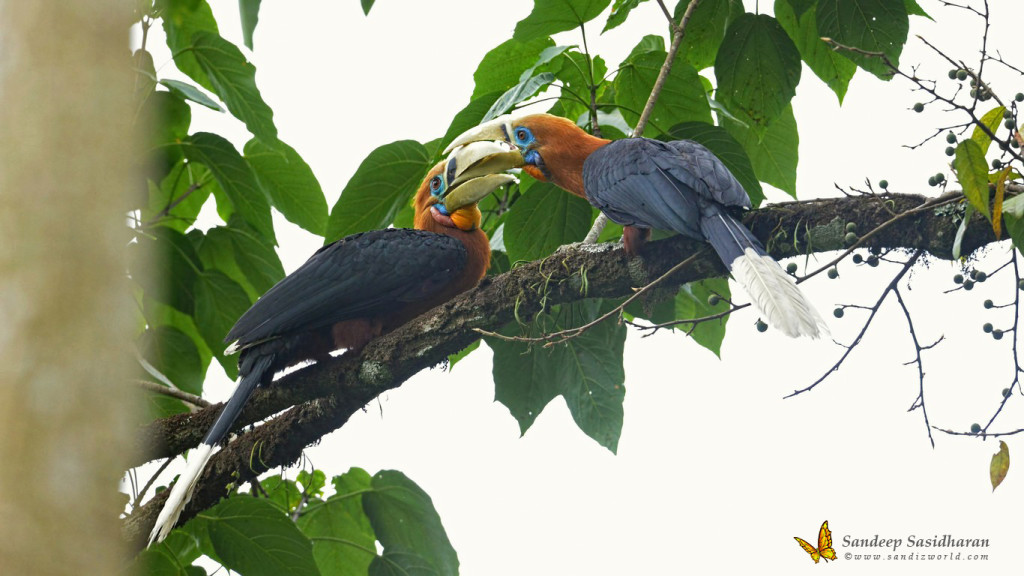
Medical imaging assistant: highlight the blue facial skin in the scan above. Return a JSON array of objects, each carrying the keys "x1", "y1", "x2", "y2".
[
  {"x1": 512, "y1": 125, "x2": 535, "y2": 150},
  {"x1": 430, "y1": 173, "x2": 451, "y2": 215}
]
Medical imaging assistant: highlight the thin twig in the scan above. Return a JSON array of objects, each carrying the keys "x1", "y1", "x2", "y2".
[
  {"x1": 134, "y1": 379, "x2": 211, "y2": 408},
  {"x1": 894, "y1": 287, "x2": 939, "y2": 448}
]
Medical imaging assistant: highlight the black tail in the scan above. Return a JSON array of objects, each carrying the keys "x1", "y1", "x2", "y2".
[
  {"x1": 698, "y1": 204, "x2": 764, "y2": 270},
  {"x1": 148, "y1": 351, "x2": 275, "y2": 544}
]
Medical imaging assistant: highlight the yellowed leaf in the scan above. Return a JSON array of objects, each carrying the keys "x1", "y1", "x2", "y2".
[
  {"x1": 993, "y1": 167, "x2": 1011, "y2": 239},
  {"x1": 990, "y1": 440, "x2": 1010, "y2": 492}
]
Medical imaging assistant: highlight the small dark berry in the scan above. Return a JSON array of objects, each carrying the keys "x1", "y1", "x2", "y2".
[
  {"x1": 948, "y1": 69, "x2": 958, "y2": 79},
  {"x1": 756, "y1": 319, "x2": 768, "y2": 333},
  {"x1": 956, "y1": 70, "x2": 968, "y2": 81},
  {"x1": 981, "y1": 91, "x2": 992, "y2": 102},
  {"x1": 827, "y1": 268, "x2": 839, "y2": 279},
  {"x1": 708, "y1": 294, "x2": 721, "y2": 307},
  {"x1": 1012, "y1": 140, "x2": 1021, "y2": 149},
  {"x1": 844, "y1": 232, "x2": 858, "y2": 245},
  {"x1": 976, "y1": 271, "x2": 987, "y2": 282},
  {"x1": 845, "y1": 222, "x2": 857, "y2": 233},
  {"x1": 983, "y1": 322, "x2": 993, "y2": 333},
  {"x1": 999, "y1": 141, "x2": 1009, "y2": 150},
  {"x1": 913, "y1": 102, "x2": 924, "y2": 113},
  {"x1": 928, "y1": 176, "x2": 938, "y2": 187},
  {"x1": 1004, "y1": 109, "x2": 1014, "y2": 119},
  {"x1": 993, "y1": 159, "x2": 1002, "y2": 169},
  {"x1": 867, "y1": 255, "x2": 879, "y2": 267},
  {"x1": 1016, "y1": 93, "x2": 1024, "y2": 102},
  {"x1": 970, "y1": 88, "x2": 978, "y2": 98},
  {"x1": 1018, "y1": 278, "x2": 1024, "y2": 290},
  {"x1": 1003, "y1": 388, "x2": 1011, "y2": 398},
  {"x1": 1005, "y1": 119, "x2": 1016, "y2": 130},
  {"x1": 946, "y1": 132, "x2": 957, "y2": 144},
  {"x1": 953, "y1": 273, "x2": 964, "y2": 284},
  {"x1": 993, "y1": 328, "x2": 1003, "y2": 340},
  {"x1": 969, "y1": 269, "x2": 979, "y2": 280},
  {"x1": 852, "y1": 254, "x2": 863, "y2": 264},
  {"x1": 971, "y1": 423, "x2": 982, "y2": 434},
  {"x1": 935, "y1": 173, "x2": 945, "y2": 183},
  {"x1": 833, "y1": 307, "x2": 844, "y2": 318},
  {"x1": 963, "y1": 279, "x2": 975, "y2": 290},
  {"x1": 944, "y1": 146, "x2": 955, "y2": 157},
  {"x1": 984, "y1": 299, "x2": 994, "y2": 309},
  {"x1": 970, "y1": 79, "x2": 978, "y2": 88},
  {"x1": 786, "y1": 262, "x2": 798, "y2": 274},
  {"x1": 878, "y1": 179, "x2": 889, "y2": 189}
]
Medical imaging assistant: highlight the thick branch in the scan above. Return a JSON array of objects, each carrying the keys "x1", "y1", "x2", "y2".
[{"x1": 124, "y1": 191, "x2": 999, "y2": 547}]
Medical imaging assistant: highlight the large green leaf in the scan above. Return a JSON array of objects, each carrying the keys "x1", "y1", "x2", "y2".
[
  {"x1": 144, "y1": 161, "x2": 213, "y2": 233},
  {"x1": 182, "y1": 132, "x2": 276, "y2": 242},
  {"x1": 203, "y1": 496, "x2": 321, "y2": 576},
  {"x1": 161, "y1": 0, "x2": 219, "y2": 92},
  {"x1": 134, "y1": 49, "x2": 158, "y2": 102},
  {"x1": 787, "y1": 0, "x2": 816, "y2": 18},
  {"x1": 674, "y1": 0, "x2": 743, "y2": 71},
  {"x1": 715, "y1": 13, "x2": 801, "y2": 130},
  {"x1": 361, "y1": 0, "x2": 374, "y2": 15},
  {"x1": 663, "y1": 121, "x2": 764, "y2": 207},
  {"x1": 604, "y1": 0, "x2": 647, "y2": 32},
  {"x1": 722, "y1": 104, "x2": 799, "y2": 197},
  {"x1": 244, "y1": 139, "x2": 328, "y2": 235},
  {"x1": 503, "y1": 180, "x2": 593, "y2": 263},
  {"x1": 471, "y1": 37, "x2": 555, "y2": 99},
  {"x1": 363, "y1": 471, "x2": 458, "y2": 576},
  {"x1": 775, "y1": 0, "x2": 857, "y2": 104},
  {"x1": 513, "y1": 0, "x2": 613, "y2": 40},
  {"x1": 438, "y1": 92, "x2": 503, "y2": 156},
  {"x1": 196, "y1": 221, "x2": 284, "y2": 300},
  {"x1": 325, "y1": 140, "x2": 430, "y2": 243},
  {"x1": 140, "y1": 91, "x2": 192, "y2": 178},
  {"x1": 487, "y1": 300, "x2": 626, "y2": 452},
  {"x1": 674, "y1": 278, "x2": 730, "y2": 357},
  {"x1": 550, "y1": 51, "x2": 608, "y2": 126},
  {"x1": 159, "y1": 79, "x2": 224, "y2": 111},
  {"x1": 482, "y1": 73, "x2": 556, "y2": 122},
  {"x1": 1001, "y1": 196, "x2": 1024, "y2": 253},
  {"x1": 192, "y1": 31, "x2": 279, "y2": 146},
  {"x1": 953, "y1": 139, "x2": 991, "y2": 219},
  {"x1": 137, "y1": 325, "x2": 204, "y2": 419},
  {"x1": 817, "y1": 0, "x2": 908, "y2": 80},
  {"x1": 614, "y1": 47, "x2": 712, "y2": 135},
  {"x1": 298, "y1": 469, "x2": 377, "y2": 576},
  {"x1": 239, "y1": 0, "x2": 262, "y2": 49},
  {"x1": 972, "y1": 106, "x2": 1006, "y2": 156},
  {"x1": 194, "y1": 270, "x2": 252, "y2": 379},
  {"x1": 134, "y1": 226, "x2": 202, "y2": 314}
]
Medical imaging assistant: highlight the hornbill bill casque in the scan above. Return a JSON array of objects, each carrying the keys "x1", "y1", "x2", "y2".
[
  {"x1": 148, "y1": 142, "x2": 520, "y2": 544},
  {"x1": 444, "y1": 113, "x2": 827, "y2": 338}
]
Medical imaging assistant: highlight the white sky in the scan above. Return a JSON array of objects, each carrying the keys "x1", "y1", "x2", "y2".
[{"x1": 143, "y1": 1, "x2": 1023, "y2": 574}]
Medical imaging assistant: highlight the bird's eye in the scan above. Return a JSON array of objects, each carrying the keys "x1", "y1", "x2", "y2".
[
  {"x1": 429, "y1": 175, "x2": 443, "y2": 196},
  {"x1": 516, "y1": 128, "x2": 530, "y2": 143}
]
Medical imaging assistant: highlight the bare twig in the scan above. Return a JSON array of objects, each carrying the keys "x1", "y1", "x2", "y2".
[
  {"x1": 894, "y1": 286, "x2": 941, "y2": 448},
  {"x1": 134, "y1": 379, "x2": 211, "y2": 409}
]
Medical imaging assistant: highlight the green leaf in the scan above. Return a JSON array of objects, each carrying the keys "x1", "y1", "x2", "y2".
[
  {"x1": 194, "y1": 270, "x2": 252, "y2": 379},
  {"x1": 513, "y1": 0, "x2": 613, "y2": 41},
  {"x1": 817, "y1": 0, "x2": 909, "y2": 80},
  {"x1": 448, "y1": 340, "x2": 480, "y2": 369},
  {"x1": 239, "y1": 0, "x2": 262, "y2": 49},
  {"x1": 298, "y1": 471, "x2": 376, "y2": 576},
  {"x1": 991, "y1": 440, "x2": 1010, "y2": 492},
  {"x1": 715, "y1": 13, "x2": 801, "y2": 129},
  {"x1": 203, "y1": 496, "x2": 321, "y2": 576},
  {"x1": 244, "y1": 139, "x2": 328, "y2": 235},
  {"x1": 361, "y1": 0, "x2": 374, "y2": 15},
  {"x1": 904, "y1": 0, "x2": 933, "y2": 20},
  {"x1": 787, "y1": 0, "x2": 816, "y2": 18},
  {"x1": 550, "y1": 51, "x2": 607, "y2": 124},
  {"x1": 674, "y1": 0, "x2": 742, "y2": 71},
  {"x1": 674, "y1": 278, "x2": 730, "y2": 356},
  {"x1": 134, "y1": 226, "x2": 202, "y2": 313},
  {"x1": 182, "y1": 132, "x2": 275, "y2": 242},
  {"x1": 128, "y1": 547, "x2": 194, "y2": 576},
  {"x1": 953, "y1": 139, "x2": 991, "y2": 219},
  {"x1": 363, "y1": 470, "x2": 459, "y2": 576},
  {"x1": 325, "y1": 140, "x2": 430, "y2": 243},
  {"x1": 191, "y1": 30, "x2": 279, "y2": 146},
  {"x1": 261, "y1": 475, "x2": 302, "y2": 513},
  {"x1": 140, "y1": 91, "x2": 192, "y2": 178},
  {"x1": 438, "y1": 92, "x2": 503, "y2": 156},
  {"x1": 972, "y1": 105, "x2": 1006, "y2": 156},
  {"x1": 722, "y1": 104, "x2": 799, "y2": 197},
  {"x1": 952, "y1": 203, "x2": 974, "y2": 260},
  {"x1": 471, "y1": 37, "x2": 555, "y2": 100},
  {"x1": 604, "y1": 0, "x2": 647, "y2": 32},
  {"x1": 482, "y1": 73, "x2": 556, "y2": 122},
  {"x1": 503, "y1": 180, "x2": 593, "y2": 262},
  {"x1": 134, "y1": 49, "x2": 158, "y2": 102},
  {"x1": 159, "y1": 79, "x2": 224, "y2": 111},
  {"x1": 144, "y1": 161, "x2": 213, "y2": 232},
  {"x1": 614, "y1": 48, "x2": 712, "y2": 134},
  {"x1": 297, "y1": 470, "x2": 327, "y2": 498},
  {"x1": 487, "y1": 300, "x2": 626, "y2": 452},
  {"x1": 161, "y1": 0, "x2": 219, "y2": 92},
  {"x1": 137, "y1": 326, "x2": 204, "y2": 419},
  {"x1": 775, "y1": 0, "x2": 857, "y2": 104},
  {"x1": 662, "y1": 121, "x2": 765, "y2": 207}
]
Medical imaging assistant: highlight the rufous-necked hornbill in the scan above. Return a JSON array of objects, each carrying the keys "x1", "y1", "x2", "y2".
[
  {"x1": 148, "y1": 142, "x2": 520, "y2": 544},
  {"x1": 444, "y1": 113, "x2": 826, "y2": 338}
]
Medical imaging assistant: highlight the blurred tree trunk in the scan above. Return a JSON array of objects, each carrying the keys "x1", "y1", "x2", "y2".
[{"x1": 0, "y1": 2, "x2": 139, "y2": 574}]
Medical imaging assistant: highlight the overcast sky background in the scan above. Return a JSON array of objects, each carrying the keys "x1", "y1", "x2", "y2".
[{"x1": 142, "y1": 1, "x2": 1022, "y2": 573}]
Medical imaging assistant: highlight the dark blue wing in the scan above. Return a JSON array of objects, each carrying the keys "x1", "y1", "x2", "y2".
[
  {"x1": 582, "y1": 137, "x2": 751, "y2": 239},
  {"x1": 225, "y1": 228, "x2": 467, "y2": 347}
]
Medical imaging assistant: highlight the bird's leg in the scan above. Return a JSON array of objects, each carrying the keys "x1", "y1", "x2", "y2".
[{"x1": 583, "y1": 213, "x2": 609, "y2": 243}]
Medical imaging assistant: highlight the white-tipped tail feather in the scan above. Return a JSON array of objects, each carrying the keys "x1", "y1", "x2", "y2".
[
  {"x1": 148, "y1": 443, "x2": 216, "y2": 544},
  {"x1": 731, "y1": 248, "x2": 828, "y2": 338}
]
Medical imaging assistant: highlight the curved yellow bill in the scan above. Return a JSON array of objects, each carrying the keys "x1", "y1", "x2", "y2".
[
  {"x1": 441, "y1": 140, "x2": 522, "y2": 211},
  {"x1": 442, "y1": 115, "x2": 515, "y2": 155},
  {"x1": 443, "y1": 173, "x2": 517, "y2": 211}
]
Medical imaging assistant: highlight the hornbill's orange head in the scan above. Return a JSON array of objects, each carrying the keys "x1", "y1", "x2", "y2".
[
  {"x1": 415, "y1": 141, "x2": 522, "y2": 232},
  {"x1": 442, "y1": 113, "x2": 609, "y2": 198}
]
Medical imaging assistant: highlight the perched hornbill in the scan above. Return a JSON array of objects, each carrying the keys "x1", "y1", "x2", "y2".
[
  {"x1": 148, "y1": 142, "x2": 520, "y2": 544},
  {"x1": 444, "y1": 113, "x2": 826, "y2": 338}
]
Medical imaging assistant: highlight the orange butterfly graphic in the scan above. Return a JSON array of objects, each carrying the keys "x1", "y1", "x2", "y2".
[{"x1": 794, "y1": 520, "x2": 837, "y2": 563}]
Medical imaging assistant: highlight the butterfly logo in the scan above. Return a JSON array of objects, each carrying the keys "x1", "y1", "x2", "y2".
[{"x1": 794, "y1": 520, "x2": 837, "y2": 563}]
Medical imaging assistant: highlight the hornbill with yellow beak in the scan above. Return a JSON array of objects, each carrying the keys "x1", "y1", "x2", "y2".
[
  {"x1": 445, "y1": 113, "x2": 826, "y2": 338},
  {"x1": 148, "y1": 142, "x2": 519, "y2": 544}
]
